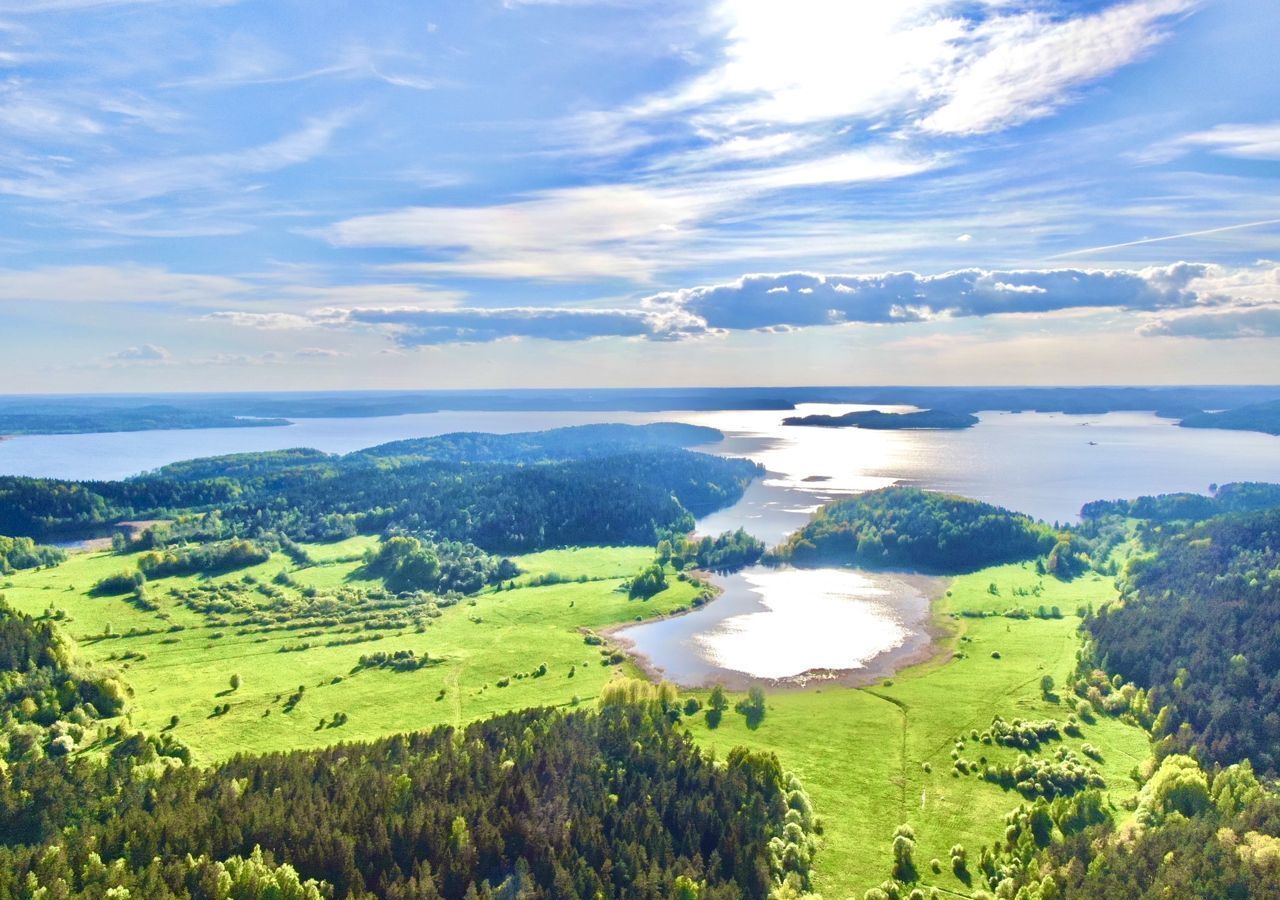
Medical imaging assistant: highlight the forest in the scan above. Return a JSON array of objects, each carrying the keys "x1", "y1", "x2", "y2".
[
  {"x1": 767, "y1": 486, "x2": 1056, "y2": 572},
  {"x1": 0, "y1": 424, "x2": 760, "y2": 551},
  {"x1": 1084, "y1": 503, "x2": 1280, "y2": 774},
  {"x1": 0, "y1": 637, "x2": 815, "y2": 900}
]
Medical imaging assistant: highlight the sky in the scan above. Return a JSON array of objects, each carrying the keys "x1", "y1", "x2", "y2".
[{"x1": 0, "y1": 0, "x2": 1278, "y2": 392}]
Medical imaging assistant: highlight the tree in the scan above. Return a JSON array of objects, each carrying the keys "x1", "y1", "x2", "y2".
[
  {"x1": 707, "y1": 684, "x2": 728, "y2": 728},
  {"x1": 230, "y1": 673, "x2": 242, "y2": 691},
  {"x1": 736, "y1": 685, "x2": 766, "y2": 728},
  {"x1": 1040, "y1": 674, "x2": 1055, "y2": 698}
]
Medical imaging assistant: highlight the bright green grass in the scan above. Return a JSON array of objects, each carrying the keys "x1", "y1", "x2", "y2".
[
  {"x1": 0, "y1": 543, "x2": 689, "y2": 764},
  {"x1": 3, "y1": 549, "x2": 1150, "y2": 899},
  {"x1": 686, "y1": 562, "x2": 1150, "y2": 899}
]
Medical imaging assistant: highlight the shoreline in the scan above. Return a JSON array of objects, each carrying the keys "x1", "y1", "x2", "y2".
[{"x1": 610, "y1": 567, "x2": 951, "y2": 692}]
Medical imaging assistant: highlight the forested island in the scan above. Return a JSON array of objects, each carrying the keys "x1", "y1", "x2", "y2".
[{"x1": 782, "y1": 409, "x2": 979, "y2": 430}]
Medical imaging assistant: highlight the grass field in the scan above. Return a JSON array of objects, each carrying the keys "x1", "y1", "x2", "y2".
[
  {"x1": 685, "y1": 562, "x2": 1151, "y2": 898},
  {"x1": 2, "y1": 545, "x2": 1150, "y2": 898},
  {"x1": 0, "y1": 541, "x2": 690, "y2": 763}
]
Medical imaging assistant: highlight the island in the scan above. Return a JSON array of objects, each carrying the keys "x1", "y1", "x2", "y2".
[{"x1": 782, "y1": 408, "x2": 979, "y2": 430}]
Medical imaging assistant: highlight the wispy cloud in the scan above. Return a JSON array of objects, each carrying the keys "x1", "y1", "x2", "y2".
[{"x1": 0, "y1": 113, "x2": 348, "y2": 205}]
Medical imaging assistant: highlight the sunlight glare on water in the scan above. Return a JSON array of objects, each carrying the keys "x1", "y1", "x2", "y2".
[{"x1": 694, "y1": 568, "x2": 909, "y2": 680}]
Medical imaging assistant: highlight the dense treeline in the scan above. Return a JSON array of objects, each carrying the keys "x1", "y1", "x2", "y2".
[
  {"x1": 0, "y1": 702, "x2": 807, "y2": 899},
  {"x1": 658, "y1": 528, "x2": 766, "y2": 573},
  {"x1": 360, "y1": 535, "x2": 518, "y2": 594},
  {"x1": 0, "y1": 535, "x2": 64, "y2": 574},
  {"x1": 947, "y1": 755, "x2": 1280, "y2": 899},
  {"x1": 0, "y1": 425, "x2": 760, "y2": 553},
  {"x1": 768, "y1": 487, "x2": 1055, "y2": 573},
  {"x1": 1085, "y1": 505, "x2": 1280, "y2": 773},
  {"x1": 1080, "y1": 481, "x2": 1280, "y2": 524}
]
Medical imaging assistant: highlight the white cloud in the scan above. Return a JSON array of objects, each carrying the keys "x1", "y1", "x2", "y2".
[
  {"x1": 1171, "y1": 121, "x2": 1280, "y2": 161},
  {"x1": 0, "y1": 265, "x2": 248, "y2": 304},
  {"x1": 201, "y1": 262, "x2": 1280, "y2": 346},
  {"x1": 201, "y1": 311, "x2": 318, "y2": 329},
  {"x1": 324, "y1": 147, "x2": 939, "y2": 281},
  {"x1": 107, "y1": 343, "x2": 171, "y2": 361},
  {"x1": 611, "y1": 0, "x2": 1192, "y2": 137},
  {"x1": 0, "y1": 113, "x2": 347, "y2": 205},
  {"x1": 918, "y1": 0, "x2": 1193, "y2": 135}
]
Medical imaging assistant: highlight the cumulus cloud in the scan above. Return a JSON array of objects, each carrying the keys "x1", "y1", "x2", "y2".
[
  {"x1": 201, "y1": 262, "x2": 1280, "y2": 346},
  {"x1": 642, "y1": 264, "x2": 1209, "y2": 332}
]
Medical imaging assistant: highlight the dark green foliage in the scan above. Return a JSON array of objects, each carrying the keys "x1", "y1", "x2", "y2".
[
  {"x1": 135, "y1": 539, "x2": 272, "y2": 577},
  {"x1": 990, "y1": 760, "x2": 1280, "y2": 899},
  {"x1": 0, "y1": 425, "x2": 760, "y2": 552},
  {"x1": 360, "y1": 535, "x2": 516, "y2": 594},
  {"x1": 0, "y1": 536, "x2": 64, "y2": 575},
  {"x1": 659, "y1": 528, "x2": 765, "y2": 573},
  {"x1": 735, "y1": 686, "x2": 766, "y2": 728},
  {"x1": 627, "y1": 562, "x2": 667, "y2": 599},
  {"x1": 0, "y1": 703, "x2": 800, "y2": 899},
  {"x1": 1079, "y1": 480, "x2": 1280, "y2": 524},
  {"x1": 1086, "y1": 505, "x2": 1280, "y2": 772},
  {"x1": 768, "y1": 487, "x2": 1055, "y2": 573},
  {"x1": 352, "y1": 649, "x2": 431, "y2": 672}
]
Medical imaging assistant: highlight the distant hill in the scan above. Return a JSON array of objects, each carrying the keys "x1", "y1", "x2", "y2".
[
  {"x1": 1179, "y1": 399, "x2": 1280, "y2": 436},
  {"x1": 0, "y1": 404, "x2": 288, "y2": 436},
  {"x1": 783, "y1": 409, "x2": 978, "y2": 430}
]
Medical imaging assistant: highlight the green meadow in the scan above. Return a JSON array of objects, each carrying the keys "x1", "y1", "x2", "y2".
[
  {"x1": 2, "y1": 544, "x2": 1150, "y2": 898},
  {"x1": 0, "y1": 540, "x2": 691, "y2": 763},
  {"x1": 686, "y1": 563, "x2": 1150, "y2": 898}
]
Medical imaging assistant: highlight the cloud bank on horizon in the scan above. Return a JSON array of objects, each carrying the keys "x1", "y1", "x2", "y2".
[{"x1": 0, "y1": 0, "x2": 1277, "y2": 388}]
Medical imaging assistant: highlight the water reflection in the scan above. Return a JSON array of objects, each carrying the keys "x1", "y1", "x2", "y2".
[{"x1": 616, "y1": 566, "x2": 936, "y2": 687}]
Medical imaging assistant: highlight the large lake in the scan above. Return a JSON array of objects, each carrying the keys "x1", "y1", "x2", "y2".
[{"x1": 5, "y1": 404, "x2": 1279, "y2": 686}]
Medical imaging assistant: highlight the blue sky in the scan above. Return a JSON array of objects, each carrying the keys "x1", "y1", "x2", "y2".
[{"x1": 1, "y1": 0, "x2": 1278, "y2": 391}]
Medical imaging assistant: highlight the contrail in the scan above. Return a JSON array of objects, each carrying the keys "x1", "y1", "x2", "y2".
[{"x1": 1046, "y1": 218, "x2": 1280, "y2": 260}]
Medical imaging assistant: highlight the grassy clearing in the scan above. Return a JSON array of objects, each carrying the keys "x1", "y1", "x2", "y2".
[
  {"x1": 0, "y1": 542, "x2": 690, "y2": 763},
  {"x1": 685, "y1": 562, "x2": 1150, "y2": 899}
]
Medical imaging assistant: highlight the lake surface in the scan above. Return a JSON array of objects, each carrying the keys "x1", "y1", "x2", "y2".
[
  {"x1": 5, "y1": 402, "x2": 1279, "y2": 687},
  {"x1": 615, "y1": 567, "x2": 937, "y2": 687}
]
